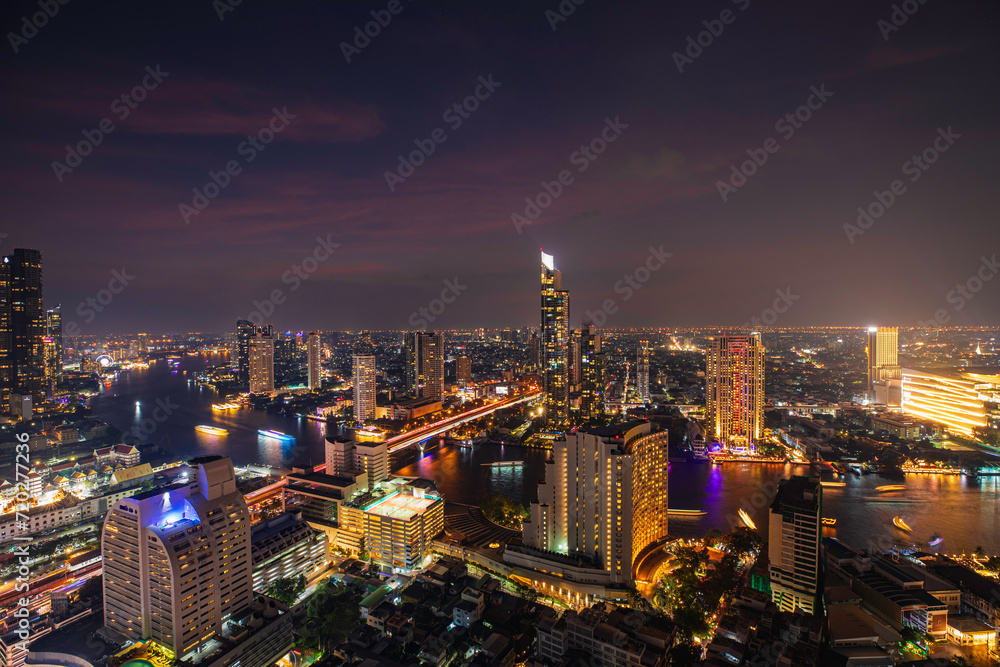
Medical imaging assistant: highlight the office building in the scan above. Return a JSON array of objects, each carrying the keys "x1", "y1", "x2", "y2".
[
  {"x1": 405, "y1": 331, "x2": 444, "y2": 400},
  {"x1": 706, "y1": 333, "x2": 765, "y2": 450},
  {"x1": 250, "y1": 512, "x2": 328, "y2": 593},
  {"x1": 0, "y1": 248, "x2": 46, "y2": 407},
  {"x1": 353, "y1": 349, "x2": 376, "y2": 423},
  {"x1": 867, "y1": 326, "x2": 902, "y2": 405},
  {"x1": 307, "y1": 331, "x2": 320, "y2": 390},
  {"x1": 541, "y1": 250, "x2": 570, "y2": 429},
  {"x1": 768, "y1": 476, "x2": 822, "y2": 614},
  {"x1": 272, "y1": 332, "x2": 295, "y2": 387},
  {"x1": 901, "y1": 368, "x2": 999, "y2": 436},
  {"x1": 524, "y1": 421, "x2": 669, "y2": 584},
  {"x1": 236, "y1": 320, "x2": 271, "y2": 388},
  {"x1": 636, "y1": 340, "x2": 650, "y2": 404},
  {"x1": 578, "y1": 325, "x2": 604, "y2": 422},
  {"x1": 456, "y1": 353, "x2": 471, "y2": 385},
  {"x1": 249, "y1": 330, "x2": 275, "y2": 394},
  {"x1": 45, "y1": 305, "x2": 62, "y2": 374},
  {"x1": 101, "y1": 456, "x2": 253, "y2": 660}
]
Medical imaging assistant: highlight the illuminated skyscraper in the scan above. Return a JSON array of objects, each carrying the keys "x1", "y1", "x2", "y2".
[
  {"x1": 307, "y1": 332, "x2": 320, "y2": 390},
  {"x1": 0, "y1": 248, "x2": 45, "y2": 407},
  {"x1": 456, "y1": 353, "x2": 471, "y2": 385},
  {"x1": 46, "y1": 305, "x2": 62, "y2": 375},
  {"x1": 768, "y1": 476, "x2": 822, "y2": 614},
  {"x1": 249, "y1": 330, "x2": 275, "y2": 394},
  {"x1": 540, "y1": 250, "x2": 569, "y2": 428},
  {"x1": 137, "y1": 331, "x2": 148, "y2": 354},
  {"x1": 706, "y1": 333, "x2": 765, "y2": 449},
  {"x1": 102, "y1": 456, "x2": 253, "y2": 660},
  {"x1": 866, "y1": 326, "x2": 901, "y2": 406},
  {"x1": 579, "y1": 325, "x2": 604, "y2": 422},
  {"x1": 525, "y1": 422, "x2": 668, "y2": 583},
  {"x1": 637, "y1": 340, "x2": 650, "y2": 404},
  {"x1": 405, "y1": 331, "x2": 444, "y2": 400},
  {"x1": 353, "y1": 349, "x2": 376, "y2": 424}
]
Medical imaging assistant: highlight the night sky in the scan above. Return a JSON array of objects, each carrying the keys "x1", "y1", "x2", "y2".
[{"x1": 3, "y1": 1, "x2": 998, "y2": 334}]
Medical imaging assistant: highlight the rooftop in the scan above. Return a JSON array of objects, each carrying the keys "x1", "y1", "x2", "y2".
[{"x1": 365, "y1": 491, "x2": 437, "y2": 520}]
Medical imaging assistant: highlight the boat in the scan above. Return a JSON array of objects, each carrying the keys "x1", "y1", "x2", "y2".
[
  {"x1": 668, "y1": 509, "x2": 707, "y2": 517},
  {"x1": 737, "y1": 508, "x2": 757, "y2": 530},
  {"x1": 928, "y1": 534, "x2": 944, "y2": 547},
  {"x1": 258, "y1": 429, "x2": 295, "y2": 442},
  {"x1": 876, "y1": 485, "x2": 907, "y2": 492},
  {"x1": 893, "y1": 516, "x2": 913, "y2": 532},
  {"x1": 212, "y1": 402, "x2": 240, "y2": 411},
  {"x1": 822, "y1": 517, "x2": 837, "y2": 526},
  {"x1": 483, "y1": 460, "x2": 524, "y2": 467},
  {"x1": 195, "y1": 425, "x2": 228, "y2": 436},
  {"x1": 821, "y1": 481, "x2": 846, "y2": 487}
]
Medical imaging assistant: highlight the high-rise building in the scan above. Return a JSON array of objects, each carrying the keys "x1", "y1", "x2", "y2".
[
  {"x1": 102, "y1": 456, "x2": 254, "y2": 660},
  {"x1": 456, "y1": 353, "x2": 472, "y2": 385},
  {"x1": 273, "y1": 332, "x2": 296, "y2": 388},
  {"x1": 867, "y1": 326, "x2": 902, "y2": 406},
  {"x1": 0, "y1": 249, "x2": 45, "y2": 407},
  {"x1": 569, "y1": 330, "x2": 582, "y2": 387},
  {"x1": 46, "y1": 305, "x2": 62, "y2": 374},
  {"x1": 307, "y1": 332, "x2": 320, "y2": 390},
  {"x1": 768, "y1": 476, "x2": 822, "y2": 614},
  {"x1": 706, "y1": 333, "x2": 765, "y2": 450},
  {"x1": 249, "y1": 330, "x2": 275, "y2": 394},
  {"x1": 579, "y1": 325, "x2": 604, "y2": 422},
  {"x1": 236, "y1": 319, "x2": 258, "y2": 387},
  {"x1": 405, "y1": 331, "x2": 444, "y2": 400},
  {"x1": 528, "y1": 332, "x2": 542, "y2": 371},
  {"x1": 637, "y1": 340, "x2": 650, "y2": 404},
  {"x1": 540, "y1": 250, "x2": 569, "y2": 429},
  {"x1": 42, "y1": 337, "x2": 58, "y2": 397},
  {"x1": 353, "y1": 350, "x2": 376, "y2": 424},
  {"x1": 524, "y1": 422, "x2": 669, "y2": 583},
  {"x1": 137, "y1": 332, "x2": 148, "y2": 354}
]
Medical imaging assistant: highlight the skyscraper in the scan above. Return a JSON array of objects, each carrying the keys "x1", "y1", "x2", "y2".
[
  {"x1": 636, "y1": 340, "x2": 650, "y2": 404},
  {"x1": 0, "y1": 248, "x2": 45, "y2": 407},
  {"x1": 768, "y1": 476, "x2": 822, "y2": 614},
  {"x1": 867, "y1": 326, "x2": 901, "y2": 406},
  {"x1": 456, "y1": 353, "x2": 471, "y2": 385},
  {"x1": 249, "y1": 330, "x2": 275, "y2": 394},
  {"x1": 353, "y1": 346, "x2": 376, "y2": 424},
  {"x1": 579, "y1": 325, "x2": 604, "y2": 423},
  {"x1": 236, "y1": 319, "x2": 256, "y2": 387},
  {"x1": 540, "y1": 250, "x2": 569, "y2": 428},
  {"x1": 102, "y1": 456, "x2": 254, "y2": 660},
  {"x1": 706, "y1": 333, "x2": 765, "y2": 450},
  {"x1": 137, "y1": 331, "x2": 148, "y2": 354},
  {"x1": 307, "y1": 331, "x2": 320, "y2": 390},
  {"x1": 273, "y1": 331, "x2": 296, "y2": 387},
  {"x1": 404, "y1": 331, "x2": 444, "y2": 400},
  {"x1": 46, "y1": 305, "x2": 62, "y2": 375},
  {"x1": 525, "y1": 422, "x2": 669, "y2": 583}
]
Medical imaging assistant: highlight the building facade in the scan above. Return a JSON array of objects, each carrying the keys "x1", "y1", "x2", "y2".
[
  {"x1": 250, "y1": 512, "x2": 328, "y2": 592},
  {"x1": 1, "y1": 248, "x2": 46, "y2": 408},
  {"x1": 867, "y1": 326, "x2": 902, "y2": 405},
  {"x1": 768, "y1": 476, "x2": 822, "y2": 614},
  {"x1": 405, "y1": 331, "x2": 445, "y2": 400},
  {"x1": 706, "y1": 333, "x2": 765, "y2": 450},
  {"x1": 541, "y1": 251, "x2": 569, "y2": 429},
  {"x1": 249, "y1": 331, "x2": 275, "y2": 394},
  {"x1": 352, "y1": 353, "x2": 376, "y2": 423},
  {"x1": 636, "y1": 340, "x2": 650, "y2": 404},
  {"x1": 307, "y1": 332, "x2": 320, "y2": 390}
]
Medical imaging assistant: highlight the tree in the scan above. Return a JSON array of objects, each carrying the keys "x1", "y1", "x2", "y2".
[
  {"x1": 266, "y1": 575, "x2": 306, "y2": 606},
  {"x1": 721, "y1": 527, "x2": 762, "y2": 560},
  {"x1": 304, "y1": 579, "x2": 361, "y2": 652},
  {"x1": 78, "y1": 575, "x2": 103, "y2": 602},
  {"x1": 974, "y1": 546, "x2": 986, "y2": 560}
]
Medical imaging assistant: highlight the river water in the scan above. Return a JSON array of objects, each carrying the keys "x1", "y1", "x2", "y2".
[{"x1": 89, "y1": 355, "x2": 1000, "y2": 555}]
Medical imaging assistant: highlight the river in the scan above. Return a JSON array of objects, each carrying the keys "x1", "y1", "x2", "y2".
[{"x1": 88, "y1": 355, "x2": 1000, "y2": 555}]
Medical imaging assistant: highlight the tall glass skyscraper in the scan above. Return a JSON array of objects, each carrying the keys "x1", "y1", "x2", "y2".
[
  {"x1": 0, "y1": 248, "x2": 45, "y2": 407},
  {"x1": 540, "y1": 250, "x2": 569, "y2": 429},
  {"x1": 404, "y1": 331, "x2": 444, "y2": 400},
  {"x1": 307, "y1": 331, "x2": 320, "y2": 390}
]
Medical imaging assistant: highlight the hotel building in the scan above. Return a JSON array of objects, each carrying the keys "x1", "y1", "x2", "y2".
[
  {"x1": 706, "y1": 333, "x2": 765, "y2": 450},
  {"x1": 541, "y1": 250, "x2": 570, "y2": 429},
  {"x1": 352, "y1": 351, "x2": 377, "y2": 423},
  {"x1": 101, "y1": 456, "x2": 253, "y2": 661},
  {"x1": 867, "y1": 326, "x2": 902, "y2": 406},
  {"x1": 524, "y1": 421, "x2": 669, "y2": 584},
  {"x1": 768, "y1": 476, "x2": 822, "y2": 614}
]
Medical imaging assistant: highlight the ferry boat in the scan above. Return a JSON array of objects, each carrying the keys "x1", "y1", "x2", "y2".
[
  {"x1": 822, "y1": 517, "x2": 837, "y2": 526},
  {"x1": 668, "y1": 509, "x2": 707, "y2": 517},
  {"x1": 483, "y1": 460, "x2": 524, "y2": 468},
  {"x1": 876, "y1": 484, "x2": 907, "y2": 492},
  {"x1": 212, "y1": 402, "x2": 240, "y2": 411},
  {"x1": 892, "y1": 516, "x2": 913, "y2": 532},
  {"x1": 928, "y1": 534, "x2": 944, "y2": 547},
  {"x1": 258, "y1": 429, "x2": 295, "y2": 442},
  {"x1": 195, "y1": 425, "x2": 228, "y2": 436},
  {"x1": 821, "y1": 481, "x2": 847, "y2": 487},
  {"x1": 737, "y1": 508, "x2": 757, "y2": 530}
]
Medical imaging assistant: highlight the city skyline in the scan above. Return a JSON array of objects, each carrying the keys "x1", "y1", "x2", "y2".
[{"x1": 3, "y1": 2, "x2": 999, "y2": 333}]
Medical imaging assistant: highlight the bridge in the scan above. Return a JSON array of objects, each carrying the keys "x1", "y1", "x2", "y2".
[{"x1": 384, "y1": 390, "x2": 543, "y2": 453}]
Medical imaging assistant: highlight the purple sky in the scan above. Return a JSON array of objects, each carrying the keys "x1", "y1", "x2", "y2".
[{"x1": 3, "y1": 1, "x2": 999, "y2": 334}]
